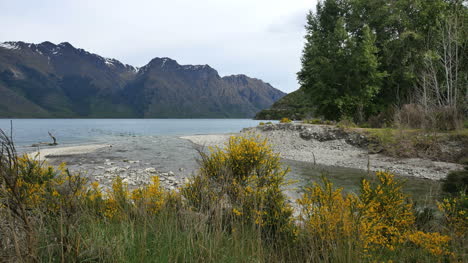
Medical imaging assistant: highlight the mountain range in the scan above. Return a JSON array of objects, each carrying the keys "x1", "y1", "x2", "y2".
[{"x1": 0, "y1": 41, "x2": 285, "y2": 118}]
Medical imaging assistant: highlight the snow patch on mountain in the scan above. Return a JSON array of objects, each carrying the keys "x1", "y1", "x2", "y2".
[
  {"x1": 183, "y1": 65, "x2": 209, "y2": 70},
  {"x1": 0, "y1": 42, "x2": 20, "y2": 50}
]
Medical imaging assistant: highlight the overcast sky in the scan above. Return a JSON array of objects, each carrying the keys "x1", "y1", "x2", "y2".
[{"x1": 0, "y1": 0, "x2": 317, "y2": 93}]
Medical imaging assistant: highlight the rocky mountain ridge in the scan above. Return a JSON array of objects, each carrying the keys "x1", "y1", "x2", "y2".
[{"x1": 0, "y1": 41, "x2": 285, "y2": 118}]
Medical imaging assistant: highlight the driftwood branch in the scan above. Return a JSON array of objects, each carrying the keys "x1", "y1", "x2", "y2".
[
  {"x1": 31, "y1": 132, "x2": 58, "y2": 147},
  {"x1": 48, "y1": 132, "x2": 57, "y2": 145}
]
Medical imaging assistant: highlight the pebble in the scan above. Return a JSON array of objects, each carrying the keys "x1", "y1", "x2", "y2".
[{"x1": 145, "y1": 168, "x2": 157, "y2": 173}]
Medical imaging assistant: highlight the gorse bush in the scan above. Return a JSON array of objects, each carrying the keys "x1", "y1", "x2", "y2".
[
  {"x1": 279, "y1": 117, "x2": 292, "y2": 123},
  {"x1": 438, "y1": 193, "x2": 468, "y2": 240},
  {"x1": 182, "y1": 135, "x2": 296, "y2": 241},
  {"x1": 357, "y1": 172, "x2": 419, "y2": 255},
  {"x1": 297, "y1": 176, "x2": 358, "y2": 261},
  {"x1": 297, "y1": 172, "x2": 456, "y2": 262}
]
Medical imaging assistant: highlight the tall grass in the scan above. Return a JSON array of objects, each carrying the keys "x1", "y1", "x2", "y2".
[{"x1": 1, "y1": 130, "x2": 466, "y2": 262}]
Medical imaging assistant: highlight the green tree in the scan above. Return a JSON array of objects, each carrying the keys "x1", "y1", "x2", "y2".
[
  {"x1": 337, "y1": 25, "x2": 385, "y2": 122},
  {"x1": 298, "y1": 0, "x2": 352, "y2": 120},
  {"x1": 297, "y1": 0, "x2": 465, "y2": 124}
]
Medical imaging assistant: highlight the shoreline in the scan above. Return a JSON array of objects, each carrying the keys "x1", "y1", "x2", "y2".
[
  {"x1": 182, "y1": 124, "x2": 463, "y2": 180},
  {"x1": 24, "y1": 124, "x2": 463, "y2": 183},
  {"x1": 24, "y1": 136, "x2": 197, "y2": 191}
]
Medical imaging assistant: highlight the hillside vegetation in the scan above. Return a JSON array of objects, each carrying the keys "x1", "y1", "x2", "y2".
[{"x1": 254, "y1": 87, "x2": 315, "y2": 120}]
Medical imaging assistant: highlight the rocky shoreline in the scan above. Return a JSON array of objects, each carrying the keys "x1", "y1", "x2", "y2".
[
  {"x1": 27, "y1": 123, "x2": 463, "y2": 193},
  {"x1": 28, "y1": 136, "x2": 197, "y2": 191},
  {"x1": 184, "y1": 123, "x2": 463, "y2": 180},
  {"x1": 90, "y1": 163, "x2": 185, "y2": 191}
]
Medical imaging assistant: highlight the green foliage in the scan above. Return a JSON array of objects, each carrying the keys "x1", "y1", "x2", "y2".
[
  {"x1": 337, "y1": 116, "x2": 358, "y2": 128},
  {"x1": 442, "y1": 165, "x2": 468, "y2": 196},
  {"x1": 303, "y1": 118, "x2": 335, "y2": 125},
  {"x1": 303, "y1": 118, "x2": 323, "y2": 124},
  {"x1": 297, "y1": 0, "x2": 467, "y2": 124},
  {"x1": 254, "y1": 87, "x2": 316, "y2": 120}
]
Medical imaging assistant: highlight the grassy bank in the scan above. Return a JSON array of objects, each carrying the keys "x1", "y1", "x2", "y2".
[
  {"x1": 1, "y1": 131, "x2": 466, "y2": 262},
  {"x1": 351, "y1": 127, "x2": 468, "y2": 164}
]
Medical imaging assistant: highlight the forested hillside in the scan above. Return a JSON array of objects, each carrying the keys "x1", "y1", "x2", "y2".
[{"x1": 254, "y1": 87, "x2": 316, "y2": 120}]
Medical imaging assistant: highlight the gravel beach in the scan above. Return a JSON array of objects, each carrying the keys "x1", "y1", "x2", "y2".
[
  {"x1": 27, "y1": 123, "x2": 462, "y2": 191},
  {"x1": 182, "y1": 123, "x2": 463, "y2": 180}
]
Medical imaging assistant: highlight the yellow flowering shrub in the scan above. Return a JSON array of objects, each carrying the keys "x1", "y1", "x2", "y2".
[
  {"x1": 103, "y1": 176, "x2": 130, "y2": 219},
  {"x1": 5, "y1": 155, "x2": 56, "y2": 208},
  {"x1": 297, "y1": 176, "x2": 357, "y2": 246},
  {"x1": 0, "y1": 155, "x2": 89, "y2": 216},
  {"x1": 297, "y1": 171, "x2": 453, "y2": 260},
  {"x1": 181, "y1": 173, "x2": 217, "y2": 211},
  {"x1": 43, "y1": 167, "x2": 88, "y2": 215},
  {"x1": 131, "y1": 176, "x2": 165, "y2": 214},
  {"x1": 182, "y1": 134, "x2": 296, "y2": 240},
  {"x1": 407, "y1": 231, "x2": 452, "y2": 256},
  {"x1": 437, "y1": 193, "x2": 468, "y2": 238},
  {"x1": 357, "y1": 172, "x2": 415, "y2": 252},
  {"x1": 88, "y1": 181, "x2": 103, "y2": 202},
  {"x1": 280, "y1": 117, "x2": 292, "y2": 123}
]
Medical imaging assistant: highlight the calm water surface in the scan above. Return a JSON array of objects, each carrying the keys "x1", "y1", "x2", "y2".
[
  {"x1": 0, "y1": 119, "x2": 441, "y2": 203},
  {"x1": 0, "y1": 119, "x2": 264, "y2": 146}
]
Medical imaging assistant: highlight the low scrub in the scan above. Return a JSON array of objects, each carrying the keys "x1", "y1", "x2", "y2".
[
  {"x1": 360, "y1": 127, "x2": 468, "y2": 163},
  {"x1": 279, "y1": 117, "x2": 292, "y2": 123},
  {"x1": 303, "y1": 118, "x2": 335, "y2": 125},
  {"x1": 394, "y1": 104, "x2": 463, "y2": 131},
  {"x1": 0, "y1": 131, "x2": 466, "y2": 262}
]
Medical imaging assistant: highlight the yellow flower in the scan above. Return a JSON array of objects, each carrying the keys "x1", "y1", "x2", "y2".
[{"x1": 232, "y1": 208, "x2": 242, "y2": 216}]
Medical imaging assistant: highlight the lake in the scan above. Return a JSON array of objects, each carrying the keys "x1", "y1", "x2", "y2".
[
  {"x1": 0, "y1": 119, "x2": 264, "y2": 147},
  {"x1": 0, "y1": 119, "x2": 441, "y2": 204}
]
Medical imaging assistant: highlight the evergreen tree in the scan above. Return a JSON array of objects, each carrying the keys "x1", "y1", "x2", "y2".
[
  {"x1": 298, "y1": 0, "x2": 352, "y2": 120},
  {"x1": 338, "y1": 25, "x2": 385, "y2": 122}
]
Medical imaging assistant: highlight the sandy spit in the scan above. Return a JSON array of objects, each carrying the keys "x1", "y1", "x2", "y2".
[{"x1": 28, "y1": 144, "x2": 111, "y2": 161}]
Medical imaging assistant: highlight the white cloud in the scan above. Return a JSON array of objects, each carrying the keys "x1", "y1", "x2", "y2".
[{"x1": 0, "y1": 0, "x2": 316, "y2": 93}]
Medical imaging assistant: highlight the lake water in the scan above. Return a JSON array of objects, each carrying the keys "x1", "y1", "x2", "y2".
[
  {"x1": 0, "y1": 119, "x2": 441, "y2": 204},
  {"x1": 0, "y1": 119, "x2": 264, "y2": 147}
]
